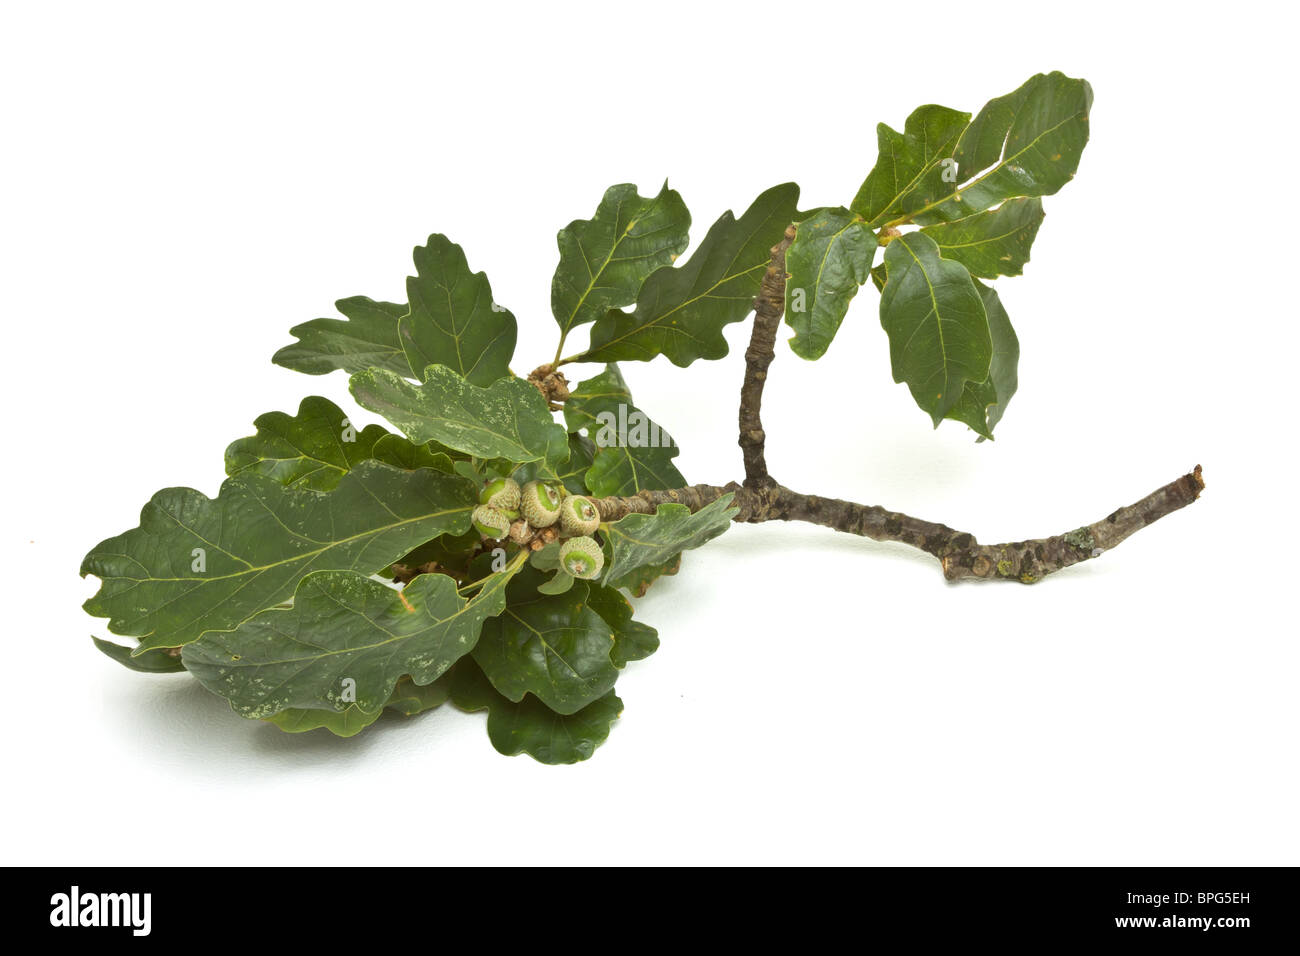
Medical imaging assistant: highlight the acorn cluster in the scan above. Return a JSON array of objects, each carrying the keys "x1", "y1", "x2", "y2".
[{"x1": 470, "y1": 478, "x2": 604, "y2": 579}]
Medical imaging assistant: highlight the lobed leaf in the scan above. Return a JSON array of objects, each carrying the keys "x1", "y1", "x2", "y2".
[
  {"x1": 266, "y1": 706, "x2": 381, "y2": 737},
  {"x1": 585, "y1": 583, "x2": 659, "y2": 667},
  {"x1": 183, "y1": 566, "x2": 518, "y2": 719},
  {"x1": 602, "y1": 494, "x2": 737, "y2": 585},
  {"x1": 850, "y1": 105, "x2": 970, "y2": 226},
  {"x1": 908, "y1": 72, "x2": 1092, "y2": 226},
  {"x1": 942, "y1": 280, "x2": 1019, "y2": 439},
  {"x1": 273, "y1": 296, "x2": 410, "y2": 377},
  {"x1": 784, "y1": 208, "x2": 877, "y2": 359},
  {"x1": 81, "y1": 462, "x2": 478, "y2": 653},
  {"x1": 224, "y1": 396, "x2": 389, "y2": 492},
  {"x1": 563, "y1": 364, "x2": 685, "y2": 497},
  {"x1": 369, "y1": 433, "x2": 458, "y2": 474},
  {"x1": 471, "y1": 571, "x2": 619, "y2": 716},
  {"x1": 606, "y1": 551, "x2": 682, "y2": 597},
  {"x1": 878, "y1": 232, "x2": 991, "y2": 425},
  {"x1": 384, "y1": 673, "x2": 454, "y2": 717},
  {"x1": 398, "y1": 234, "x2": 516, "y2": 386},
  {"x1": 92, "y1": 637, "x2": 185, "y2": 673},
  {"x1": 265, "y1": 672, "x2": 455, "y2": 736},
  {"x1": 514, "y1": 434, "x2": 595, "y2": 496},
  {"x1": 552, "y1": 182, "x2": 690, "y2": 344},
  {"x1": 448, "y1": 657, "x2": 622, "y2": 765},
  {"x1": 579, "y1": 183, "x2": 804, "y2": 366},
  {"x1": 919, "y1": 197, "x2": 1044, "y2": 279},
  {"x1": 350, "y1": 364, "x2": 570, "y2": 471}
]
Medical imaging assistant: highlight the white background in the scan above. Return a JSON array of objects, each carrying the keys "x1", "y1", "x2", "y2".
[{"x1": 3, "y1": 1, "x2": 1296, "y2": 866}]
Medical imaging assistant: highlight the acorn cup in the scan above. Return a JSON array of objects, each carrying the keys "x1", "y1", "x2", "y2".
[
  {"x1": 471, "y1": 504, "x2": 511, "y2": 540},
  {"x1": 559, "y1": 535, "x2": 603, "y2": 579},
  {"x1": 559, "y1": 494, "x2": 600, "y2": 535},
  {"x1": 479, "y1": 477, "x2": 521, "y2": 511},
  {"x1": 520, "y1": 480, "x2": 563, "y2": 527}
]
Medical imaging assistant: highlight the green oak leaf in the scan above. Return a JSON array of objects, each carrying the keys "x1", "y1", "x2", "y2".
[
  {"x1": 397, "y1": 234, "x2": 516, "y2": 387},
  {"x1": 471, "y1": 571, "x2": 619, "y2": 715},
  {"x1": 350, "y1": 364, "x2": 569, "y2": 471},
  {"x1": 266, "y1": 706, "x2": 381, "y2": 737},
  {"x1": 585, "y1": 584, "x2": 659, "y2": 667},
  {"x1": 513, "y1": 434, "x2": 596, "y2": 496},
  {"x1": 784, "y1": 208, "x2": 877, "y2": 360},
  {"x1": 385, "y1": 673, "x2": 454, "y2": 717},
  {"x1": 386, "y1": 526, "x2": 482, "y2": 580},
  {"x1": 878, "y1": 232, "x2": 991, "y2": 425},
  {"x1": 369, "y1": 433, "x2": 458, "y2": 474},
  {"x1": 447, "y1": 657, "x2": 622, "y2": 765},
  {"x1": 268, "y1": 668, "x2": 456, "y2": 735},
  {"x1": 552, "y1": 182, "x2": 690, "y2": 347},
  {"x1": 919, "y1": 197, "x2": 1044, "y2": 279},
  {"x1": 268, "y1": 670, "x2": 456, "y2": 733},
  {"x1": 563, "y1": 364, "x2": 685, "y2": 497},
  {"x1": 943, "y1": 280, "x2": 1020, "y2": 439},
  {"x1": 606, "y1": 551, "x2": 682, "y2": 597},
  {"x1": 183, "y1": 564, "x2": 519, "y2": 719},
  {"x1": 536, "y1": 570, "x2": 576, "y2": 595},
  {"x1": 602, "y1": 494, "x2": 737, "y2": 585},
  {"x1": 81, "y1": 462, "x2": 478, "y2": 653},
  {"x1": 907, "y1": 72, "x2": 1092, "y2": 226},
  {"x1": 578, "y1": 183, "x2": 804, "y2": 366},
  {"x1": 92, "y1": 637, "x2": 185, "y2": 673},
  {"x1": 528, "y1": 541, "x2": 562, "y2": 572},
  {"x1": 273, "y1": 296, "x2": 411, "y2": 377},
  {"x1": 869, "y1": 263, "x2": 886, "y2": 293},
  {"x1": 224, "y1": 396, "x2": 389, "y2": 492},
  {"x1": 561, "y1": 362, "x2": 632, "y2": 432},
  {"x1": 850, "y1": 105, "x2": 971, "y2": 227}
]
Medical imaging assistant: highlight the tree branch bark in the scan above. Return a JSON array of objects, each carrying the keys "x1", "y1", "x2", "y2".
[
  {"x1": 588, "y1": 466, "x2": 1204, "y2": 584},
  {"x1": 562, "y1": 217, "x2": 1205, "y2": 585},
  {"x1": 738, "y1": 223, "x2": 796, "y2": 488}
]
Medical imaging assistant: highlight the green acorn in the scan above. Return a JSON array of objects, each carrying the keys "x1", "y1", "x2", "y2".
[
  {"x1": 559, "y1": 494, "x2": 600, "y2": 535},
  {"x1": 520, "y1": 480, "x2": 563, "y2": 527},
  {"x1": 479, "y1": 476, "x2": 521, "y2": 511},
  {"x1": 559, "y1": 535, "x2": 603, "y2": 579},
  {"x1": 471, "y1": 504, "x2": 511, "y2": 539}
]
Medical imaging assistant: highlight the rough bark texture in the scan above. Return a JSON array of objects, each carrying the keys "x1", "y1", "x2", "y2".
[
  {"x1": 938, "y1": 466, "x2": 1204, "y2": 582},
  {"x1": 586, "y1": 467, "x2": 1205, "y2": 584},
  {"x1": 592, "y1": 485, "x2": 732, "y2": 522},
  {"x1": 738, "y1": 224, "x2": 796, "y2": 488}
]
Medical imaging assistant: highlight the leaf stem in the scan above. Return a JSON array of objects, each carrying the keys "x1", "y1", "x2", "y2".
[{"x1": 456, "y1": 550, "x2": 528, "y2": 593}]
